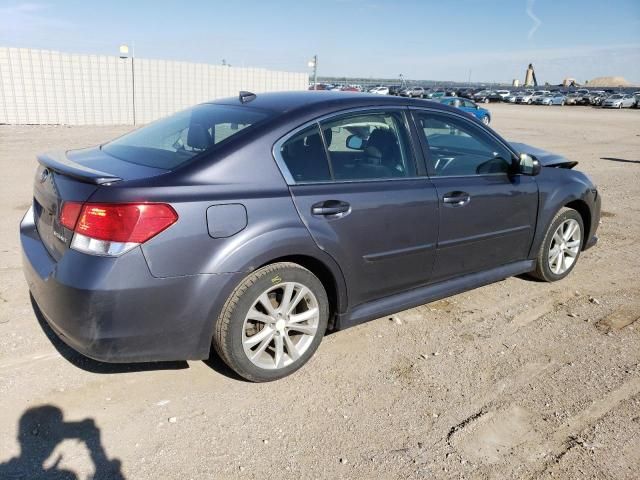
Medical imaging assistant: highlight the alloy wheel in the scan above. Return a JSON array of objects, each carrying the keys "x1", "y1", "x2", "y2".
[
  {"x1": 242, "y1": 282, "x2": 320, "y2": 370},
  {"x1": 548, "y1": 219, "x2": 581, "y2": 275}
]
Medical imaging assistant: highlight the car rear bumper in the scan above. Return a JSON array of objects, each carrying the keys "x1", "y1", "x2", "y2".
[{"x1": 21, "y1": 207, "x2": 242, "y2": 363}]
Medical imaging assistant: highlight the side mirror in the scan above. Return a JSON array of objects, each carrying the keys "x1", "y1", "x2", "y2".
[
  {"x1": 517, "y1": 153, "x2": 541, "y2": 176},
  {"x1": 346, "y1": 134, "x2": 364, "y2": 150}
]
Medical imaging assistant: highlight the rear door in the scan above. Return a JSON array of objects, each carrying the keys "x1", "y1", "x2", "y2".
[
  {"x1": 411, "y1": 108, "x2": 538, "y2": 282},
  {"x1": 276, "y1": 108, "x2": 439, "y2": 307}
]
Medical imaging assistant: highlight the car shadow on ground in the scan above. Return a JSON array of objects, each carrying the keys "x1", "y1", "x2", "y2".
[
  {"x1": 600, "y1": 157, "x2": 640, "y2": 164},
  {"x1": 0, "y1": 404, "x2": 125, "y2": 479},
  {"x1": 31, "y1": 295, "x2": 189, "y2": 374}
]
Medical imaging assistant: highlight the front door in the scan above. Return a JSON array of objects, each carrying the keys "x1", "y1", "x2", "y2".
[
  {"x1": 277, "y1": 109, "x2": 439, "y2": 307},
  {"x1": 411, "y1": 109, "x2": 539, "y2": 282}
]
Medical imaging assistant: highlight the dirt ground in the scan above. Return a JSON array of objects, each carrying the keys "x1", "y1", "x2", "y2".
[{"x1": 0, "y1": 103, "x2": 639, "y2": 480}]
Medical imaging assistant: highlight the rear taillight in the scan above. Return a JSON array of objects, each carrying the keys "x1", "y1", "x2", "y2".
[{"x1": 60, "y1": 202, "x2": 178, "y2": 256}]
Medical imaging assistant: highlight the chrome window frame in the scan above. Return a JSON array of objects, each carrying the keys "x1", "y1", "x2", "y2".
[
  {"x1": 272, "y1": 106, "x2": 425, "y2": 186},
  {"x1": 408, "y1": 106, "x2": 520, "y2": 179}
]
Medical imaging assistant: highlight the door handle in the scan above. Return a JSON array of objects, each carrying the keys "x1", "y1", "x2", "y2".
[
  {"x1": 311, "y1": 200, "x2": 350, "y2": 216},
  {"x1": 443, "y1": 191, "x2": 471, "y2": 207}
]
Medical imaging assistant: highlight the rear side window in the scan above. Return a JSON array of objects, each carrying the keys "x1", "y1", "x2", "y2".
[
  {"x1": 414, "y1": 111, "x2": 513, "y2": 176},
  {"x1": 279, "y1": 125, "x2": 332, "y2": 183},
  {"x1": 103, "y1": 104, "x2": 270, "y2": 170},
  {"x1": 319, "y1": 112, "x2": 415, "y2": 180}
]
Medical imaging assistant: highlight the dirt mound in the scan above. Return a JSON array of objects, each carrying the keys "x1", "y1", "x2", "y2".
[{"x1": 587, "y1": 76, "x2": 633, "y2": 87}]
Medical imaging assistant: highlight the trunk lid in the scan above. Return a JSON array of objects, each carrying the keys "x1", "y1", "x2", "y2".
[{"x1": 33, "y1": 147, "x2": 169, "y2": 260}]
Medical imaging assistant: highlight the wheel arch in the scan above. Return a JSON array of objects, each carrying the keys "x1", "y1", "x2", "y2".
[
  {"x1": 257, "y1": 254, "x2": 345, "y2": 329},
  {"x1": 564, "y1": 199, "x2": 591, "y2": 250}
]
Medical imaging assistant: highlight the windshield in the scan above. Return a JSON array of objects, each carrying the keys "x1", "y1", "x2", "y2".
[
  {"x1": 609, "y1": 94, "x2": 624, "y2": 99},
  {"x1": 102, "y1": 104, "x2": 271, "y2": 169}
]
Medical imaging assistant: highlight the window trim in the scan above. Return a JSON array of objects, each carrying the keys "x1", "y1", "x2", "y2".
[
  {"x1": 408, "y1": 106, "x2": 520, "y2": 179},
  {"x1": 272, "y1": 106, "x2": 426, "y2": 186}
]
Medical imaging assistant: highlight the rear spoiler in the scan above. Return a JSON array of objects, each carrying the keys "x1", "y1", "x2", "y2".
[{"x1": 37, "y1": 151, "x2": 122, "y2": 185}]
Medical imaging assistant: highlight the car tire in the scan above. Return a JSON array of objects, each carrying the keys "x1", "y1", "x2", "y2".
[
  {"x1": 531, "y1": 208, "x2": 584, "y2": 282},
  {"x1": 483, "y1": 98, "x2": 489, "y2": 104},
  {"x1": 527, "y1": 99, "x2": 532, "y2": 105},
  {"x1": 213, "y1": 262, "x2": 329, "y2": 382},
  {"x1": 482, "y1": 115, "x2": 490, "y2": 125}
]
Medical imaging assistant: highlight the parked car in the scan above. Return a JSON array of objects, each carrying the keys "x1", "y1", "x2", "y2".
[
  {"x1": 425, "y1": 89, "x2": 446, "y2": 99},
  {"x1": 369, "y1": 86, "x2": 389, "y2": 95},
  {"x1": 530, "y1": 90, "x2": 551, "y2": 104},
  {"x1": 437, "y1": 97, "x2": 491, "y2": 124},
  {"x1": 583, "y1": 90, "x2": 606, "y2": 106},
  {"x1": 516, "y1": 91, "x2": 535, "y2": 104},
  {"x1": 21, "y1": 91, "x2": 600, "y2": 382},
  {"x1": 601, "y1": 94, "x2": 636, "y2": 108},
  {"x1": 472, "y1": 90, "x2": 492, "y2": 103},
  {"x1": 387, "y1": 85, "x2": 403, "y2": 96},
  {"x1": 634, "y1": 92, "x2": 640, "y2": 108},
  {"x1": 505, "y1": 91, "x2": 523, "y2": 103},
  {"x1": 399, "y1": 86, "x2": 425, "y2": 98},
  {"x1": 456, "y1": 88, "x2": 476, "y2": 99},
  {"x1": 534, "y1": 92, "x2": 565, "y2": 106},
  {"x1": 564, "y1": 92, "x2": 582, "y2": 105},
  {"x1": 494, "y1": 90, "x2": 511, "y2": 100}
]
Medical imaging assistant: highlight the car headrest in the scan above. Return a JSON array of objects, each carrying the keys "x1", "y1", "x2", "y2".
[{"x1": 187, "y1": 124, "x2": 212, "y2": 150}]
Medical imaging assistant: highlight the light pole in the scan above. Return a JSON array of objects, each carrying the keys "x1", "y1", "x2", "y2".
[
  {"x1": 119, "y1": 43, "x2": 136, "y2": 125},
  {"x1": 308, "y1": 55, "x2": 318, "y2": 90}
]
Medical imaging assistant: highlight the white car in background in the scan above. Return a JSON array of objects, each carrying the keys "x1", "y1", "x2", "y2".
[
  {"x1": 369, "y1": 86, "x2": 389, "y2": 95},
  {"x1": 495, "y1": 89, "x2": 511, "y2": 99},
  {"x1": 601, "y1": 94, "x2": 636, "y2": 109},
  {"x1": 530, "y1": 90, "x2": 551, "y2": 104},
  {"x1": 515, "y1": 90, "x2": 536, "y2": 104}
]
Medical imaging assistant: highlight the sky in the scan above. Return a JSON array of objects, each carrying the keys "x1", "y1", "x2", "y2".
[{"x1": 1, "y1": 0, "x2": 639, "y2": 84}]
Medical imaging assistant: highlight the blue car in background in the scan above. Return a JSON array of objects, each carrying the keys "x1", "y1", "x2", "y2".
[{"x1": 436, "y1": 97, "x2": 491, "y2": 124}]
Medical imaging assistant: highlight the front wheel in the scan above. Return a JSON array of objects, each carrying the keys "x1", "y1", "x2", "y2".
[
  {"x1": 531, "y1": 208, "x2": 584, "y2": 282},
  {"x1": 213, "y1": 262, "x2": 329, "y2": 382},
  {"x1": 483, "y1": 98, "x2": 489, "y2": 104}
]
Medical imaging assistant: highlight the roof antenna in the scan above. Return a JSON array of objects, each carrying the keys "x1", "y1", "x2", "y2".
[{"x1": 239, "y1": 91, "x2": 257, "y2": 103}]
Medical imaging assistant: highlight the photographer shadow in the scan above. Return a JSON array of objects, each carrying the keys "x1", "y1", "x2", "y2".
[{"x1": 0, "y1": 405, "x2": 125, "y2": 479}]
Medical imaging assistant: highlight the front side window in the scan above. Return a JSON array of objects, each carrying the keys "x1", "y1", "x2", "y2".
[
  {"x1": 413, "y1": 111, "x2": 514, "y2": 176},
  {"x1": 103, "y1": 104, "x2": 270, "y2": 170},
  {"x1": 319, "y1": 111, "x2": 416, "y2": 181}
]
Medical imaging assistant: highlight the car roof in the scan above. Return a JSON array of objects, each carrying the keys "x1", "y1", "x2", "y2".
[{"x1": 206, "y1": 91, "x2": 452, "y2": 115}]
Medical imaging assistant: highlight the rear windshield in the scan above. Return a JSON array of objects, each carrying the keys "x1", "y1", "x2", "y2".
[{"x1": 102, "y1": 104, "x2": 270, "y2": 169}]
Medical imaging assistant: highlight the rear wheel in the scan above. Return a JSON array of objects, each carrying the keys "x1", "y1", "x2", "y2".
[
  {"x1": 482, "y1": 115, "x2": 490, "y2": 125},
  {"x1": 213, "y1": 262, "x2": 329, "y2": 382},
  {"x1": 531, "y1": 208, "x2": 583, "y2": 282}
]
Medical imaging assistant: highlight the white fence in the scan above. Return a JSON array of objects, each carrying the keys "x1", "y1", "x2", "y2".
[{"x1": 0, "y1": 47, "x2": 309, "y2": 125}]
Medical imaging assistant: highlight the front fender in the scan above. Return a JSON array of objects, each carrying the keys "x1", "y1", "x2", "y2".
[{"x1": 529, "y1": 168, "x2": 598, "y2": 258}]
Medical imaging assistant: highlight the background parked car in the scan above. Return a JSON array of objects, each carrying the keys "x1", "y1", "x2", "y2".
[
  {"x1": 530, "y1": 90, "x2": 551, "y2": 104},
  {"x1": 425, "y1": 89, "x2": 447, "y2": 99},
  {"x1": 473, "y1": 90, "x2": 492, "y2": 103},
  {"x1": 437, "y1": 97, "x2": 491, "y2": 124},
  {"x1": 601, "y1": 94, "x2": 636, "y2": 108},
  {"x1": 564, "y1": 92, "x2": 582, "y2": 105},
  {"x1": 369, "y1": 86, "x2": 389, "y2": 95},
  {"x1": 387, "y1": 85, "x2": 403, "y2": 96},
  {"x1": 494, "y1": 90, "x2": 511, "y2": 100},
  {"x1": 505, "y1": 91, "x2": 522, "y2": 103},
  {"x1": 583, "y1": 90, "x2": 606, "y2": 106},
  {"x1": 534, "y1": 92, "x2": 564, "y2": 106},
  {"x1": 516, "y1": 91, "x2": 533, "y2": 104},
  {"x1": 400, "y1": 86, "x2": 425, "y2": 98}
]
